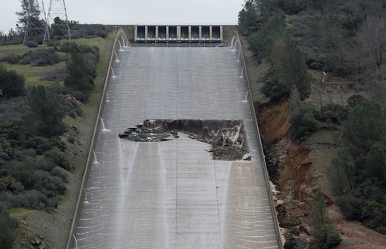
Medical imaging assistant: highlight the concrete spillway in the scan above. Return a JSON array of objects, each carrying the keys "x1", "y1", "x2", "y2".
[{"x1": 73, "y1": 46, "x2": 279, "y2": 248}]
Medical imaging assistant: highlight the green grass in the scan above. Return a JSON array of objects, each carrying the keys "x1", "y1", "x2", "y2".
[
  {"x1": 57, "y1": 190, "x2": 70, "y2": 202},
  {"x1": 307, "y1": 129, "x2": 340, "y2": 148},
  {"x1": 0, "y1": 36, "x2": 113, "y2": 88},
  {"x1": 3, "y1": 61, "x2": 66, "y2": 87},
  {"x1": 0, "y1": 44, "x2": 41, "y2": 58},
  {"x1": 9, "y1": 207, "x2": 33, "y2": 217}
]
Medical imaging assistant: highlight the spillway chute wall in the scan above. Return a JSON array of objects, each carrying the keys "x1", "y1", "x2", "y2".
[
  {"x1": 66, "y1": 28, "x2": 129, "y2": 249},
  {"x1": 233, "y1": 31, "x2": 284, "y2": 248}
]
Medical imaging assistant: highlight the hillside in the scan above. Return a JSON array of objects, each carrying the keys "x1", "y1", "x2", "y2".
[
  {"x1": 239, "y1": 1, "x2": 386, "y2": 248},
  {"x1": 0, "y1": 34, "x2": 114, "y2": 248}
]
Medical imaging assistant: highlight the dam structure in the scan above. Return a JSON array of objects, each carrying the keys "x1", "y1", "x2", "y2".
[{"x1": 72, "y1": 32, "x2": 280, "y2": 248}]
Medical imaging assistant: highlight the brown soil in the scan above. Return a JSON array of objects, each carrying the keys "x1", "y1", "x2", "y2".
[
  {"x1": 257, "y1": 97, "x2": 386, "y2": 249},
  {"x1": 258, "y1": 98, "x2": 291, "y2": 141},
  {"x1": 240, "y1": 34, "x2": 386, "y2": 248}
]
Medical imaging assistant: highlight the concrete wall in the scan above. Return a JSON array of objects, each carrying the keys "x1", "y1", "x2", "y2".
[
  {"x1": 66, "y1": 28, "x2": 130, "y2": 249},
  {"x1": 233, "y1": 31, "x2": 284, "y2": 249},
  {"x1": 107, "y1": 25, "x2": 237, "y2": 44}
]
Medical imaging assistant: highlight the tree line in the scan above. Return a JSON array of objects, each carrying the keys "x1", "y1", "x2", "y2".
[
  {"x1": 238, "y1": 0, "x2": 386, "y2": 248},
  {"x1": 0, "y1": 42, "x2": 99, "y2": 248},
  {"x1": 0, "y1": 0, "x2": 110, "y2": 47}
]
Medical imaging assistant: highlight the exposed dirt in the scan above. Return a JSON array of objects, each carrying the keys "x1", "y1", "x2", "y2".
[
  {"x1": 258, "y1": 98, "x2": 291, "y2": 141},
  {"x1": 257, "y1": 97, "x2": 386, "y2": 249},
  {"x1": 239, "y1": 34, "x2": 386, "y2": 248}
]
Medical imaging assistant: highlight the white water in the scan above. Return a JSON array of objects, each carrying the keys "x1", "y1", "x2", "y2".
[
  {"x1": 114, "y1": 51, "x2": 119, "y2": 63},
  {"x1": 84, "y1": 188, "x2": 89, "y2": 203},
  {"x1": 93, "y1": 150, "x2": 99, "y2": 164},
  {"x1": 111, "y1": 67, "x2": 116, "y2": 78},
  {"x1": 73, "y1": 235, "x2": 78, "y2": 249},
  {"x1": 100, "y1": 118, "x2": 110, "y2": 132},
  {"x1": 118, "y1": 40, "x2": 123, "y2": 51},
  {"x1": 242, "y1": 90, "x2": 249, "y2": 103},
  {"x1": 229, "y1": 36, "x2": 235, "y2": 48},
  {"x1": 121, "y1": 36, "x2": 125, "y2": 47},
  {"x1": 233, "y1": 40, "x2": 238, "y2": 52},
  {"x1": 73, "y1": 47, "x2": 278, "y2": 249}
]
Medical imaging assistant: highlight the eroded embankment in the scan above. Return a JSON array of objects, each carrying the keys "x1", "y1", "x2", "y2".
[{"x1": 257, "y1": 99, "x2": 315, "y2": 245}]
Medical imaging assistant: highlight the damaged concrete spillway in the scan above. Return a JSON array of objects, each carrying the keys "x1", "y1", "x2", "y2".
[{"x1": 74, "y1": 46, "x2": 279, "y2": 248}]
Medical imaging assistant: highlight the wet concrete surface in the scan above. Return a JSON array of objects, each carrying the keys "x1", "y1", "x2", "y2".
[{"x1": 74, "y1": 47, "x2": 279, "y2": 248}]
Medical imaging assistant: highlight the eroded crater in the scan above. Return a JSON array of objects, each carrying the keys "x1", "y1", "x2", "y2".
[{"x1": 118, "y1": 119, "x2": 250, "y2": 161}]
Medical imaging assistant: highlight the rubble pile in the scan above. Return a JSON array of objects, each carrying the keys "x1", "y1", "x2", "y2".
[
  {"x1": 118, "y1": 125, "x2": 178, "y2": 142},
  {"x1": 118, "y1": 121, "x2": 251, "y2": 161}
]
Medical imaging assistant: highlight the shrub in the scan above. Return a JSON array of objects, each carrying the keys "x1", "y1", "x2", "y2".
[
  {"x1": 36, "y1": 157, "x2": 55, "y2": 171},
  {"x1": 22, "y1": 49, "x2": 63, "y2": 66},
  {"x1": 24, "y1": 40, "x2": 39, "y2": 48},
  {"x1": 335, "y1": 193, "x2": 364, "y2": 220},
  {"x1": 44, "y1": 149, "x2": 70, "y2": 170},
  {"x1": 47, "y1": 39, "x2": 61, "y2": 47},
  {"x1": 46, "y1": 82, "x2": 65, "y2": 94},
  {"x1": 8, "y1": 161, "x2": 36, "y2": 189},
  {"x1": 1, "y1": 190, "x2": 47, "y2": 209},
  {"x1": 2, "y1": 54, "x2": 20, "y2": 64},
  {"x1": 361, "y1": 201, "x2": 386, "y2": 232},
  {"x1": 67, "y1": 136, "x2": 76, "y2": 144},
  {"x1": 59, "y1": 42, "x2": 73, "y2": 52},
  {"x1": 72, "y1": 91, "x2": 87, "y2": 102},
  {"x1": 50, "y1": 168, "x2": 68, "y2": 183},
  {"x1": 289, "y1": 102, "x2": 320, "y2": 140},
  {"x1": 0, "y1": 175, "x2": 24, "y2": 193},
  {"x1": 0, "y1": 67, "x2": 25, "y2": 97},
  {"x1": 347, "y1": 94, "x2": 364, "y2": 108},
  {"x1": 68, "y1": 110, "x2": 77, "y2": 118},
  {"x1": 41, "y1": 66, "x2": 67, "y2": 82},
  {"x1": 0, "y1": 202, "x2": 18, "y2": 249}
]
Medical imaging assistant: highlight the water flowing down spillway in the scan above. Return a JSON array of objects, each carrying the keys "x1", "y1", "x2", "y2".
[{"x1": 74, "y1": 46, "x2": 279, "y2": 248}]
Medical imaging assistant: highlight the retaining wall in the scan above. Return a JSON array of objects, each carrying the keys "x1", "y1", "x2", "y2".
[
  {"x1": 66, "y1": 28, "x2": 130, "y2": 249},
  {"x1": 233, "y1": 31, "x2": 284, "y2": 248}
]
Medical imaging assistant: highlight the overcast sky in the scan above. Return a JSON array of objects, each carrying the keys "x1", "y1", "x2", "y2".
[{"x1": 0, "y1": 0, "x2": 245, "y2": 33}]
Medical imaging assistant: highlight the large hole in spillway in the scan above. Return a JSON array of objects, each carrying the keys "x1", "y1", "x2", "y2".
[{"x1": 118, "y1": 119, "x2": 251, "y2": 161}]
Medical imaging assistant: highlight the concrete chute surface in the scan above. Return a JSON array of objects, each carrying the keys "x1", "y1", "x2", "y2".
[{"x1": 70, "y1": 35, "x2": 280, "y2": 248}]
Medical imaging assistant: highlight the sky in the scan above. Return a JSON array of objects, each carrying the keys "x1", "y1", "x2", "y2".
[{"x1": 0, "y1": 0, "x2": 245, "y2": 33}]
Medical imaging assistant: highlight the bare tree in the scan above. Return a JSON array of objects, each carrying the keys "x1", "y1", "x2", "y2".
[{"x1": 362, "y1": 17, "x2": 386, "y2": 82}]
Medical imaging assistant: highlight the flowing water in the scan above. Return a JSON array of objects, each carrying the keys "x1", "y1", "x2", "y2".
[{"x1": 73, "y1": 47, "x2": 279, "y2": 248}]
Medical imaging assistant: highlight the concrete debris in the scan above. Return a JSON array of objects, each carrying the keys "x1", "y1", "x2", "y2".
[
  {"x1": 119, "y1": 124, "x2": 251, "y2": 161},
  {"x1": 118, "y1": 125, "x2": 176, "y2": 142}
]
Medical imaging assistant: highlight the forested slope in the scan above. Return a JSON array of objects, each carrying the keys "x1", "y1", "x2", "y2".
[{"x1": 238, "y1": 1, "x2": 386, "y2": 248}]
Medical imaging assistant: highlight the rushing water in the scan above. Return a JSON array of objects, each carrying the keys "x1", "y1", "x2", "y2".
[{"x1": 73, "y1": 47, "x2": 279, "y2": 248}]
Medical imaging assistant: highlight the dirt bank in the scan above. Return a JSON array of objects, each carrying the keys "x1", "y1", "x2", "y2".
[{"x1": 239, "y1": 33, "x2": 386, "y2": 248}]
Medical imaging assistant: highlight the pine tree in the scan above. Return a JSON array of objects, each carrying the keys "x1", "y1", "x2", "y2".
[
  {"x1": 26, "y1": 85, "x2": 66, "y2": 137},
  {"x1": 308, "y1": 189, "x2": 341, "y2": 248},
  {"x1": 64, "y1": 43, "x2": 95, "y2": 99},
  {"x1": 327, "y1": 146, "x2": 355, "y2": 196}
]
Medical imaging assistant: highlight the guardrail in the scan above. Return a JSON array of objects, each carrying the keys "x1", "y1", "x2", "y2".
[
  {"x1": 233, "y1": 31, "x2": 284, "y2": 249},
  {"x1": 66, "y1": 28, "x2": 130, "y2": 249}
]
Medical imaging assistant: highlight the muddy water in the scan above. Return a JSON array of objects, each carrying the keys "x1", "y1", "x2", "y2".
[{"x1": 74, "y1": 47, "x2": 278, "y2": 248}]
